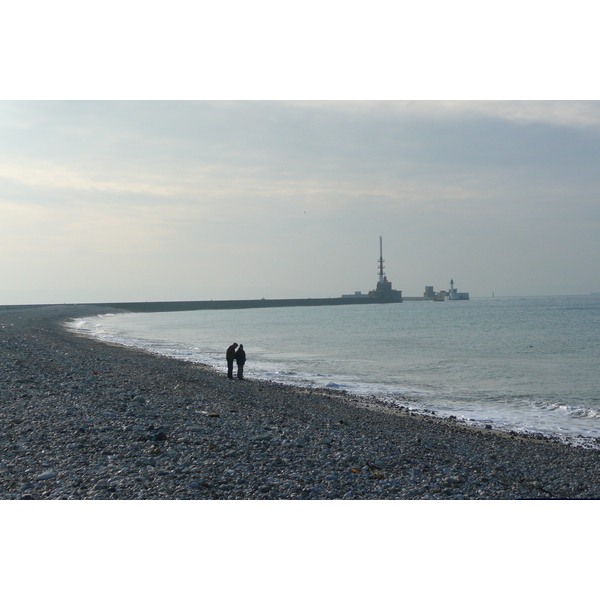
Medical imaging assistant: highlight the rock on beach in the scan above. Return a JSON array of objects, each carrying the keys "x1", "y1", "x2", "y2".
[{"x1": 1, "y1": 304, "x2": 600, "y2": 500}]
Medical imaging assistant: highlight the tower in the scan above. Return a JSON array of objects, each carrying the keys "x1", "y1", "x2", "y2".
[
  {"x1": 371, "y1": 236, "x2": 401, "y2": 302},
  {"x1": 378, "y1": 236, "x2": 385, "y2": 283}
]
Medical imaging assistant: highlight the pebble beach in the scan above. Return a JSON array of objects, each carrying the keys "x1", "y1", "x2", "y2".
[{"x1": 1, "y1": 305, "x2": 600, "y2": 500}]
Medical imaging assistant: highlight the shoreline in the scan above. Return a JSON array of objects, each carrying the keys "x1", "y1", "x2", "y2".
[
  {"x1": 74, "y1": 307, "x2": 600, "y2": 452},
  {"x1": 1, "y1": 305, "x2": 599, "y2": 499}
]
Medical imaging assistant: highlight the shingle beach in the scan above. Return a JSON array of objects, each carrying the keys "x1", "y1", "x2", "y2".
[{"x1": 1, "y1": 305, "x2": 599, "y2": 500}]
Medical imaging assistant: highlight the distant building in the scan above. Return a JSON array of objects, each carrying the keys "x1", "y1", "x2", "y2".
[
  {"x1": 421, "y1": 282, "x2": 467, "y2": 301},
  {"x1": 341, "y1": 237, "x2": 402, "y2": 303},
  {"x1": 449, "y1": 279, "x2": 470, "y2": 300},
  {"x1": 370, "y1": 276, "x2": 402, "y2": 302},
  {"x1": 423, "y1": 285, "x2": 448, "y2": 301}
]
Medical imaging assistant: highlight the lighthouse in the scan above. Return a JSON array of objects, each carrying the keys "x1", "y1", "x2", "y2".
[{"x1": 449, "y1": 278, "x2": 470, "y2": 300}]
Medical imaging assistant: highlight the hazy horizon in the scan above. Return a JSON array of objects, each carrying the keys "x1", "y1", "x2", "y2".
[
  {"x1": 2, "y1": 101, "x2": 599, "y2": 304},
  {"x1": 2, "y1": 4, "x2": 599, "y2": 594}
]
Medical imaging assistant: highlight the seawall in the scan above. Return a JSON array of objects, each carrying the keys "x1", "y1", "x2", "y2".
[{"x1": 92, "y1": 296, "x2": 402, "y2": 313}]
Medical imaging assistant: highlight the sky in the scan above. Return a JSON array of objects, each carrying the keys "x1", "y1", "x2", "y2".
[
  {"x1": 3, "y1": 3, "x2": 599, "y2": 596},
  {"x1": 1, "y1": 2, "x2": 599, "y2": 304},
  {"x1": 1, "y1": 100, "x2": 599, "y2": 303}
]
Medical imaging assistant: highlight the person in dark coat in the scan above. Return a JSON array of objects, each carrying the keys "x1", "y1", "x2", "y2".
[
  {"x1": 234, "y1": 344, "x2": 246, "y2": 380},
  {"x1": 226, "y1": 343, "x2": 238, "y2": 379}
]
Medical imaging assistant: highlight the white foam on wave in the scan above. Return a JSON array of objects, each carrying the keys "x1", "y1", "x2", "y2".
[{"x1": 65, "y1": 310, "x2": 600, "y2": 450}]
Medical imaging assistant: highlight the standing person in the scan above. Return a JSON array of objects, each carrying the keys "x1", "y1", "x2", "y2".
[
  {"x1": 226, "y1": 343, "x2": 238, "y2": 379},
  {"x1": 235, "y1": 344, "x2": 246, "y2": 380}
]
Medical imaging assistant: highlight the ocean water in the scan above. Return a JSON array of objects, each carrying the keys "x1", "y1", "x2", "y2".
[{"x1": 68, "y1": 295, "x2": 600, "y2": 448}]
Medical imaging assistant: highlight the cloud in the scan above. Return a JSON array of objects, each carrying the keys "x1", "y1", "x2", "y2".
[{"x1": 1, "y1": 100, "x2": 599, "y2": 302}]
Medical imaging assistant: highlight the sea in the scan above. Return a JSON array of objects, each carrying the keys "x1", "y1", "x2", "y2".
[{"x1": 68, "y1": 295, "x2": 600, "y2": 449}]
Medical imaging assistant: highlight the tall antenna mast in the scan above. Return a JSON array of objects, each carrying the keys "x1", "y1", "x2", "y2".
[{"x1": 378, "y1": 236, "x2": 385, "y2": 283}]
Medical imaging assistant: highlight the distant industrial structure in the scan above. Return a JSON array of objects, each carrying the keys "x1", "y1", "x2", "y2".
[
  {"x1": 96, "y1": 237, "x2": 403, "y2": 313},
  {"x1": 61, "y1": 237, "x2": 465, "y2": 314},
  {"x1": 3, "y1": 237, "x2": 472, "y2": 313},
  {"x1": 404, "y1": 279, "x2": 470, "y2": 301},
  {"x1": 448, "y1": 279, "x2": 470, "y2": 300},
  {"x1": 343, "y1": 239, "x2": 468, "y2": 303},
  {"x1": 342, "y1": 237, "x2": 402, "y2": 302}
]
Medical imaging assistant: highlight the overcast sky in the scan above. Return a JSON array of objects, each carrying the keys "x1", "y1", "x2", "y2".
[
  {"x1": 2, "y1": 5, "x2": 599, "y2": 591},
  {"x1": 1, "y1": 100, "x2": 599, "y2": 303}
]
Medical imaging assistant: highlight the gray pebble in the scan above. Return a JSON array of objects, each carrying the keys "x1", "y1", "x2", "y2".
[{"x1": 1, "y1": 305, "x2": 599, "y2": 501}]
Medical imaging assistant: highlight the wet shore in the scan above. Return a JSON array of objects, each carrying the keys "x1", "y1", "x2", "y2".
[{"x1": 1, "y1": 305, "x2": 599, "y2": 499}]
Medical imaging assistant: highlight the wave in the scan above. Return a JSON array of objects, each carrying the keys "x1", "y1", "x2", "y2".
[{"x1": 66, "y1": 308, "x2": 600, "y2": 450}]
